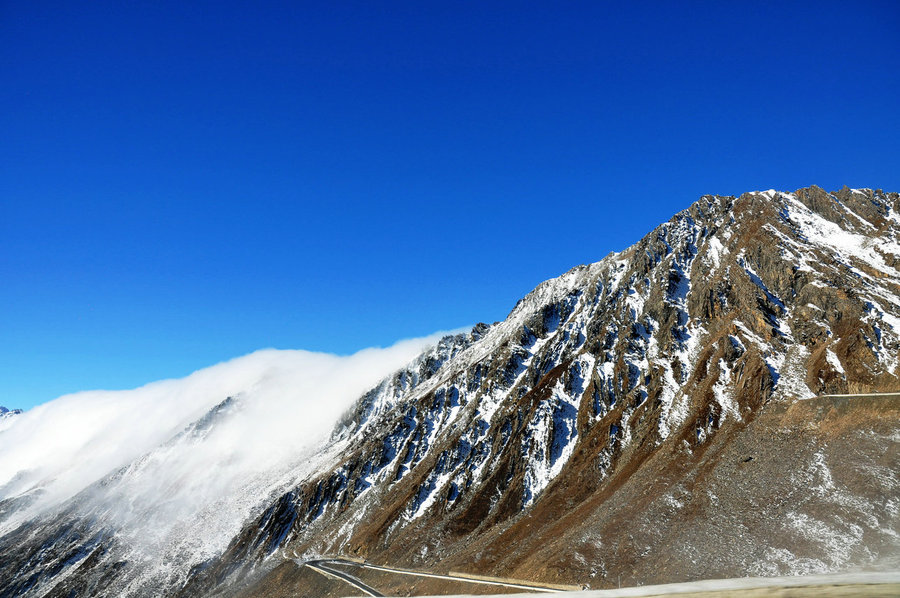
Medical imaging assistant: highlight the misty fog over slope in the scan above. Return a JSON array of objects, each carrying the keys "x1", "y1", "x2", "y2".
[{"x1": 0, "y1": 335, "x2": 449, "y2": 593}]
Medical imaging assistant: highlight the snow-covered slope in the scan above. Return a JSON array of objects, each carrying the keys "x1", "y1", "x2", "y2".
[{"x1": 2, "y1": 186, "x2": 898, "y2": 598}]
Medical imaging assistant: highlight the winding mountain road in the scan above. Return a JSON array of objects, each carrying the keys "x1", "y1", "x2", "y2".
[
  {"x1": 294, "y1": 556, "x2": 383, "y2": 597},
  {"x1": 813, "y1": 392, "x2": 900, "y2": 399},
  {"x1": 346, "y1": 559, "x2": 573, "y2": 592},
  {"x1": 288, "y1": 552, "x2": 574, "y2": 595}
]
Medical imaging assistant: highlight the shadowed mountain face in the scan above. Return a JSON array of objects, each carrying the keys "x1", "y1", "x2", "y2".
[{"x1": 2, "y1": 186, "x2": 899, "y2": 597}]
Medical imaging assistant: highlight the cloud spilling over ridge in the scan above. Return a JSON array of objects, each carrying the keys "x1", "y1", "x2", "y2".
[{"x1": 0, "y1": 332, "x2": 453, "y2": 552}]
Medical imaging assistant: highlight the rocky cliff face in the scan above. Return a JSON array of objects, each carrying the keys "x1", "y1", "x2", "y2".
[{"x1": 2, "y1": 186, "x2": 898, "y2": 597}]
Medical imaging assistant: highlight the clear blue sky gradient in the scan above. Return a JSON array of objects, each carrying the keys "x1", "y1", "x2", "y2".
[{"x1": 2, "y1": 1, "x2": 899, "y2": 409}]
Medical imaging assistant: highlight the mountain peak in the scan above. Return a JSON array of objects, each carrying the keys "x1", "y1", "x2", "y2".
[{"x1": 3, "y1": 186, "x2": 899, "y2": 598}]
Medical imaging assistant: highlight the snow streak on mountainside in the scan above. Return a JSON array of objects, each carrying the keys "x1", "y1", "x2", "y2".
[{"x1": 1, "y1": 186, "x2": 899, "y2": 598}]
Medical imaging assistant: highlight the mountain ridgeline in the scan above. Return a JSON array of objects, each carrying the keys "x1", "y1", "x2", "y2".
[{"x1": 1, "y1": 186, "x2": 899, "y2": 597}]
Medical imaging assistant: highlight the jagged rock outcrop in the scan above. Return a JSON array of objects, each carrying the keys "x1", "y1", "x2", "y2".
[{"x1": 2, "y1": 186, "x2": 898, "y2": 597}]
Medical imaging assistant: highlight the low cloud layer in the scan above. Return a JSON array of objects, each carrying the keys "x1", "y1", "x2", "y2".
[{"x1": 0, "y1": 333, "x2": 452, "y2": 564}]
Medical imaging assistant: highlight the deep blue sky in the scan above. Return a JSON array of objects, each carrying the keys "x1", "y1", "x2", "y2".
[{"x1": 2, "y1": 1, "x2": 899, "y2": 409}]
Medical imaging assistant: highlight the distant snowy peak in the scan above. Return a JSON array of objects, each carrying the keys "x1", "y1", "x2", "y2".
[
  {"x1": 0, "y1": 407, "x2": 22, "y2": 434},
  {"x1": 0, "y1": 406, "x2": 22, "y2": 419}
]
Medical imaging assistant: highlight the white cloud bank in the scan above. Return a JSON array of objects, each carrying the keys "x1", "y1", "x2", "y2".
[{"x1": 0, "y1": 332, "x2": 452, "y2": 567}]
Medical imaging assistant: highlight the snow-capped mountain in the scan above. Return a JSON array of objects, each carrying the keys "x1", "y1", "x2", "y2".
[
  {"x1": 2, "y1": 186, "x2": 899, "y2": 597},
  {"x1": 0, "y1": 406, "x2": 22, "y2": 418},
  {"x1": 0, "y1": 406, "x2": 23, "y2": 433}
]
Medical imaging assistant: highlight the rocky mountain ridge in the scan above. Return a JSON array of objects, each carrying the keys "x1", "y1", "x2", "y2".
[{"x1": 1, "y1": 185, "x2": 898, "y2": 597}]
